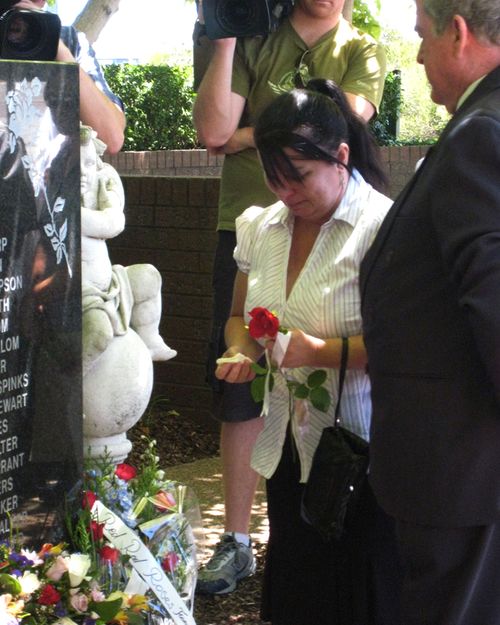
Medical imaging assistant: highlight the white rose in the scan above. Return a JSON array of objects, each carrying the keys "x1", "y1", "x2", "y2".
[
  {"x1": 19, "y1": 571, "x2": 41, "y2": 595},
  {"x1": 65, "y1": 553, "x2": 92, "y2": 588}
]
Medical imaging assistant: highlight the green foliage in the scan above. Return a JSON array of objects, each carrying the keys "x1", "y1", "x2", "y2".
[
  {"x1": 370, "y1": 69, "x2": 402, "y2": 145},
  {"x1": 250, "y1": 362, "x2": 331, "y2": 413},
  {"x1": 352, "y1": 0, "x2": 382, "y2": 39},
  {"x1": 380, "y1": 29, "x2": 449, "y2": 144},
  {"x1": 103, "y1": 63, "x2": 198, "y2": 150}
]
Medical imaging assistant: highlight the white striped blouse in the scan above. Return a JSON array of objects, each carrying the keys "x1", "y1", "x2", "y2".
[{"x1": 234, "y1": 169, "x2": 392, "y2": 482}]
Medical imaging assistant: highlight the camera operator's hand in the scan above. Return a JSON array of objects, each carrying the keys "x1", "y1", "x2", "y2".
[{"x1": 12, "y1": 0, "x2": 45, "y2": 10}]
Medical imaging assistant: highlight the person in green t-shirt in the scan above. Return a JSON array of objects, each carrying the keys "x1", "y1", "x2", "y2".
[{"x1": 193, "y1": 0, "x2": 386, "y2": 596}]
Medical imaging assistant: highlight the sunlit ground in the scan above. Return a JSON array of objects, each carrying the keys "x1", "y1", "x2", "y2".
[{"x1": 167, "y1": 456, "x2": 269, "y2": 563}]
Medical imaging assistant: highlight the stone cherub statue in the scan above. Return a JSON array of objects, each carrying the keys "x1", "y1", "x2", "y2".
[
  {"x1": 81, "y1": 125, "x2": 176, "y2": 461},
  {"x1": 81, "y1": 125, "x2": 176, "y2": 374}
]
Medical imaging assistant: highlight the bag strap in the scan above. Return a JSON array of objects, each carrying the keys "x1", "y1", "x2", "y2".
[{"x1": 334, "y1": 337, "x2": 348, "y2": 427}]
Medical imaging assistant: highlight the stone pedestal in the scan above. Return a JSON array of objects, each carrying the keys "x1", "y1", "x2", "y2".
[{"x1": 83, "y1": 329, "x2": 153, "y2": 462}]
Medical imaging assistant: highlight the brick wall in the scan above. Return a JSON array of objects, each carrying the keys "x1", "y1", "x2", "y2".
[
  {"x1": 104, "y1": 146, "x2": 430, "y2": 199},
  {"x1": 106, "y1": 145, "x2": 429, "y2": 429},
  {"x1": 107, "y1": 177, "x2": 220, "y2": 430},
  {"x1": 104, "y1": 149, "x2": 224, "y2": 177}
]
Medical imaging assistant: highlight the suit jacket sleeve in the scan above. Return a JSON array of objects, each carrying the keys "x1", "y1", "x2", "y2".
[{"x1": 429, "y1": 112, "x2": 500, "y2": 403}]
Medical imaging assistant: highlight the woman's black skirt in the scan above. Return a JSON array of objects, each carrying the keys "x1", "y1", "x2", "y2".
[{"x1": 260, "y1": 429, "x2": 402, "y2": 625}]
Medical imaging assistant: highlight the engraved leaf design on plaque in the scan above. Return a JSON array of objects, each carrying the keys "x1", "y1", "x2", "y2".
[{"x1": 6, "y1": 77, "x2": 72, "y2": 277}]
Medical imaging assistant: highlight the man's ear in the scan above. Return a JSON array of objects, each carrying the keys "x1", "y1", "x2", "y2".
[{"x1": 451, "y1": 14, "x2": 469, "y2": 57}]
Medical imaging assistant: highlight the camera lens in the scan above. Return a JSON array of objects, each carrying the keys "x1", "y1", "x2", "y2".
[
  {"x1": 216, "y1": 0, "x2": 259, "y2": 36},
  {"x1": 6, "y1": 13, "x2": 41, "y2": 51},
  {"x1": 0, "y1": 9, "x2": 61, "y2": 60}
]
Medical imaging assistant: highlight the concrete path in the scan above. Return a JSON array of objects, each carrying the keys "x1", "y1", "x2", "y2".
[{"x1": 167, "y1": 456, "x2": 269, "y2": 563}]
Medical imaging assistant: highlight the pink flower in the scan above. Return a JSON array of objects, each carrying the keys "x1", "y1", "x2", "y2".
[
  {"x1": 70, "y1": 591, "x2": 89, "y2": 613},
  {"x1": 115, "y1": 463, "x2": 137, "y2": 481},
  {"x1": 46, "y1": 555, "x2": 68, "y2": 582},
  {"x1": 151, "y1": 490, "x2": 176, "y2": 511},
  {"x1": 89, "y1": 581, "x2": 105, "y2": 602}
]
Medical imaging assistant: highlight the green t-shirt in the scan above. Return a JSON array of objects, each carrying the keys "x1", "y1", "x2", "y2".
[{"x1": 217, "y1": 16, "x2": 387, "y2": 231}]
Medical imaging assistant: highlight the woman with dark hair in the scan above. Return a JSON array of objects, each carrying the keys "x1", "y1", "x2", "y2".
[{"x1": 215, "y1": 79, "x2": 401, "y2": 625}]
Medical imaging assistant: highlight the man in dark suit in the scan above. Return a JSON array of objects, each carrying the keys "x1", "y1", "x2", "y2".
[{"x1": 360, "y1": 1, "x2": 500, "y2": 624}]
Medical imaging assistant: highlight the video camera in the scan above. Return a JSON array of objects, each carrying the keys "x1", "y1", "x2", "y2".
[
  {"x1": 202, "y1": 0, "x2": 294, "y2": 39},
  {"x1": 0, "y1": 1, "x2": 61, "y2": 60}
]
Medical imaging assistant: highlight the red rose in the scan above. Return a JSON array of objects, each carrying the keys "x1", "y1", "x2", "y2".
[
  {"x1": 90, "y1": 520, "x2": 105, "y2": 541},
  {"x1": 248, "y1": 307, "x2": 280, "y2": 339},
  {"x1": 99, "y1": 545, "x2": 120, "y2": 564},
  {"x1": 115, "y1": 463, "x2": 137, "y2": 481},
  {"x1": 161, "y1": 551, "x2": 180, "y2": 573},
  {"x1": 37, "y1": 583, "x2": 62, "y2": 605},
  {"x1": 82, "y1": 490, "x2": 97, "y2": 510}
]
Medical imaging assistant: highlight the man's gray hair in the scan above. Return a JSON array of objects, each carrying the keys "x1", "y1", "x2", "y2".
[{"x1": 423, "y1": 0, "x2": 500, "y2": 44}]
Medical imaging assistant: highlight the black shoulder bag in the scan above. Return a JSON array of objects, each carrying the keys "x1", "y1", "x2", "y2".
[{"x1": 301, "y1": 337, "x2": 369, "y2": 541}]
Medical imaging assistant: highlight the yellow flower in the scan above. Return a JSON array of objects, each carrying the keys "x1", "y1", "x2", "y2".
[
  {"x1": 109, "y1": 611, "x2": 128, "y2": 625},
  {"x1": 108, "y1": 590, "x2": 127, "y2": 607},
  {"x1": 127, "y1": 593, "x2": 149, "y2": 612}
]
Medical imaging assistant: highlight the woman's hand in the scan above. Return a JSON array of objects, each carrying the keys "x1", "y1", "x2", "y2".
[
  {"x1": 267, "y1": 332, "x2": 368, "y2": 370},
  {"x1": 215, "y1": 347, "x2": 257, "y2": 383},
  {"x1": 266, "y1": 329, "x2": 323, "y2": 369}
]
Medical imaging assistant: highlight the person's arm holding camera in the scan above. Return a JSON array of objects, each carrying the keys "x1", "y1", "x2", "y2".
[
  {"x1": 56, "y1": 36, "x2": 125, "y2": 154},
  {"x1": 193, "y1": 36, "x2": 247, "y2": 153},
  {"x1": 13, "y1": 0, "x2": 125, "y2": 153}
]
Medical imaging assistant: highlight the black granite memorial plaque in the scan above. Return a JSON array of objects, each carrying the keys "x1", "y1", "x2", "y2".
[{"x1": 0, "y1": 60, "x2": 81, "y2": 543}]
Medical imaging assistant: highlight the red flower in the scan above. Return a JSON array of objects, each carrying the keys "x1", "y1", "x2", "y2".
[
  {"x1": 161, "y1": 551, "x2": 180, "y2": 573},
  {"x1": 115, "y1": 463, "x2": 137, "y2": 481},
  {"x1": 248, "y1": 307, "x2": 280, "y2": 339},
  {"x1": 99, "y1": 545, "x2": 120, "y2": 564},
  {"x1": 37, "y1": 584, "x2": 61, "y2": 605},
  {"x1": 82, "y1": 490, "x2": 97, "y2": 510},
  {"x1": 90, "y1": 520, "x2": 105, "y2": 541}
]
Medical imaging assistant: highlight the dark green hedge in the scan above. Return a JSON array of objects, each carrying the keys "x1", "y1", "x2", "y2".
[
  {"x1": 103, "y1": 63, "x2": 198, "y2": 151},
  {"x1": 103, "y1": 62, "x2": 403, "y2": 150},
  {"x1": 371, "y1": 69, "x2": 403, "y2": 145}
]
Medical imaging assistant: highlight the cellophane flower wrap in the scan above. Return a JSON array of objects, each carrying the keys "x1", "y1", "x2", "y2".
[{"x1": 62, "y1": 436, "x2": 201, "y2": 624}]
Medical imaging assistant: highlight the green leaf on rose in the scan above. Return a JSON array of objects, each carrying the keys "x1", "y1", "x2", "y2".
[
  {"x1": 251, "y1": 362, "x2": 268, "y2": 376},
  {"x1": 251, "y1": 375, "x2": 266, "y2": 403},
  {"x1": 310, "y1": 386, "x2": 331, "y2": 412},
  {"x1": 293, "y1": 383, "x2": 310, "y2": 399},
  {"x1": 307, "y1": 369, "x2": 327, "y2": 388}
]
